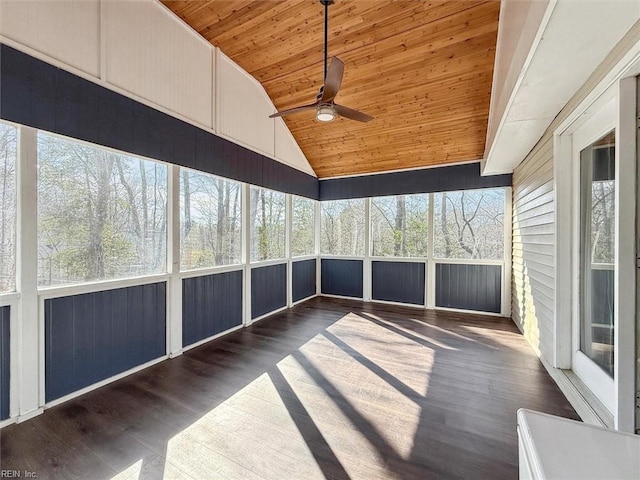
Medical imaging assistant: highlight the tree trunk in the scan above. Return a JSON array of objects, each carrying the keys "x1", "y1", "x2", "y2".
[
  {"x1": 139, "y1": 161, "x2": 149, "y2": 265},
  {"x1": 182, "y1": 170, "x2": 192, "y2": 238},
  {"x1": 86, "y1": 154, "x2": 113, "y2": 279},
  {"x1": 441, "y1": 193, "x2": 451, "y2": 257},
  {"x1": 216, "y1": 178, "x2": 225, "y2": 265},
  {"x1": 394, "y1": 196, "x2": 406, "y2": 256},
  {"x1": 249, "y1": 189, "x2": 259, "y2": 260},
  {"x1": 260, "y1": 189, "x2": 268, "y2": 260},
  {"x1": 0, "y1": 138, "x2": 9, "y2": 282}
]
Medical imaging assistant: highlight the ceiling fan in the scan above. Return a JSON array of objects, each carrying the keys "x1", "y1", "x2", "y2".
[{"x1": 269, "y1": 0, "x2": 373, "y2": 123}]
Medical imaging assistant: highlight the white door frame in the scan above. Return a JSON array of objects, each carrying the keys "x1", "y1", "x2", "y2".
[
  {"x1": 570, "y1": 97, "x2": 616, "y2": 414},
  {"x1": 554, "y1": 65, "x2": 638, "y2": 432}
]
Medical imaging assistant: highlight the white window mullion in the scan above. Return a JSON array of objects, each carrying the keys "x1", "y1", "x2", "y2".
[
  {"x1": 285, "y1": 194, "x2": 293, "y2": 307},
  {"x1": 502, "y1": 187, "x2": 513, "y2": 317},
  {"x1": 427, "y1": 192, "x2": 435, "y2": 309},
  {"x1": 315, "y1": 199, "x2": 321, "y2": 295},
  {"x1": 167, "y1": 165, "x2": 182, "y2": 358},
  {"x1": 242, "y1": 183, "x2": 252, "y2": 326},
  {"x1": 363, "y1": 197, "x2": 371, "y2": 301},
  {"x1": 16, "y1": 126, "x2": 42, "y2": 421}
]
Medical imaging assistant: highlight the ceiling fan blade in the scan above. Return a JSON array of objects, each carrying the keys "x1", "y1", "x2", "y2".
[
  {"x1": 321, "y1": 57, "x2": 344, "y2": 102},
  {"x1": 334, "y1": 103, "x2": 374, "y2": 122},
  {"x1": 269, "y1": 103, "x2": 318, "y2": 118}
]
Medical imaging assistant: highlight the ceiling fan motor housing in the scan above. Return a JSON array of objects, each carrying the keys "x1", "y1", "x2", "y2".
[{"x1": 268, "y1": 0, "x2": 373, "y2": 123}]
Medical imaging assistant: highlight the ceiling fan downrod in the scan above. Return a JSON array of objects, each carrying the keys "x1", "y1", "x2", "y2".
[
  {"x1": 320, "y1": 0, "x2": 334, "y2": 83},
  {"x1": 268, "y1": 0, "x2": 373, "y2": 123}
]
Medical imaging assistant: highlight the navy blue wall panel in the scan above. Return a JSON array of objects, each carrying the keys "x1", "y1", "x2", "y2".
[
  {"x1": 182, "y1": 270, "x2": 243, "y2": 347},
  {"x1": 0, "y1": 44, "x2": 319, "y2": 200},
  {"x1": 319, "y1": 162, "x2": 511, "y2": 200},
  {"x1": 292, "y1": 259, "x2": 316, "y2": 302},
  {"x1": 0, "y1": 306, "x2": 9, "y2": 420},
  {"x1": 372, "y1": 261, "x2": 425, "y2": 306},
  {"x1": 45, "y1": 283, "x2": 166, "y2": 402},
  {"x1": 435, "y1": 264, "x2": 501, "y2": 313},
  {"x1": 321, "y1": 259, "x2": 363, "y2": 298},
  {"x1": 251, "y1": 264, "x2": 287, "y2": 319}
]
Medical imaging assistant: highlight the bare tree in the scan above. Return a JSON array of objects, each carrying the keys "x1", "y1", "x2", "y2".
[{"x1": 394, "y1": 195, "x2": 406, "y2": 256}]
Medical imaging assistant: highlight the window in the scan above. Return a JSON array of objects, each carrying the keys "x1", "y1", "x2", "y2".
[
  {"x1": 291, "y1": 196, "x2": 315, "y2": 257},
  {"x1": 371, "y1": 194, "x2": 428, "y2": 257},
  {"x1": 180, "y1": 169, "x2": 242, "y2": 269},
  {"x1": 0, "y1": 123, "x2": 17, "y2": 293},
  {"x1": 433, "y1": 188, "x2": 505, "y2": 259},
  {"x1": 321, "y1": 199, "x2": 365, "y2": 256},
  {"x1": 37, "y1": 133, "x2": 168, "y2": 286},
  {"x1": 250, "y1": 187, "x2": 285, "y2": 261}
]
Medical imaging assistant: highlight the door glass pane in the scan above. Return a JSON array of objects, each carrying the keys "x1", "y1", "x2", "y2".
[{"x1": 579, "y1": 130, "x2": 615, "y2": 377}]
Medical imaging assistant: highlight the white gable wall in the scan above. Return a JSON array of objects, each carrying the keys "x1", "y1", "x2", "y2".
[
  {"x1": 103, "y1": 0, "x2": 214, "y2": 129},
  {"x1": 0, "y1": 0, "x2": 315, "y2": 177},
  {"x1": 216, "y1": 50, "x2": 275, "y2": 159},
  {"x1": 0, "y1": 0, "x2": 101, "y2": 77}
]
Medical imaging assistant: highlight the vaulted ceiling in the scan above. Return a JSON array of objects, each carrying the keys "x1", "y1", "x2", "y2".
[{"x1": 163, "y1": 0, "x2": 500, "y2": 178}]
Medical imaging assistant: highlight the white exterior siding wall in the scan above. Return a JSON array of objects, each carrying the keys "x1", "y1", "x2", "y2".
[
  {"x1": 512, "y1": 135, "x2": 554, "y2": 360},
  {"x1": 511, "y1": 21, "x2": 640, "y2": 425}
]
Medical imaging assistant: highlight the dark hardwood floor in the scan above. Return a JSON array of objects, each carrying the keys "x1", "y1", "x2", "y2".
[{"x1": 1, "y1": 298, "x2": 578, "y2": 479}]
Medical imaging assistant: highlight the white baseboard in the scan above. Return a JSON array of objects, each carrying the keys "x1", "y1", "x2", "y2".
[
  {"x1": 16, "y1": 407, "x2": 44, "y2": 424},
  {"x1": 536, "y1": 349, "x2": 612, "y2": 428}
]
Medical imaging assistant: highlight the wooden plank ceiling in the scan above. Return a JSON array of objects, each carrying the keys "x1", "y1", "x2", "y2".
[{"x1": 163, "y1": 0, "x2": 500, "y2": 178}]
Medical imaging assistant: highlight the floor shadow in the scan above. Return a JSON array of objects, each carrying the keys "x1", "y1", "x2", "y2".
[
  {"x1": 268, "y1": 368, "x2": 351, "y2": 480},
  {"x1": 321, "y1": 330, "x2": 423, "y2": 401}
]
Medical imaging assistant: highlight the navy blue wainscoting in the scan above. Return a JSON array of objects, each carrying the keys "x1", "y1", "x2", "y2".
[
  {"x1": 292, "y1": 259, "x2": 316, "y2": 303},
  {"x1": 251, "y1": 264, "x2": 287, "y2": 319},
  {"x1": 45, "y1": 283, "x2": 166, "y2": 402},
  {"x1": 321, "y1": 259, "x2": 363, "y2": 298},
  {"x1": 372, "y1": 261, "x2": 425, "y2": 306},
  {"x1": 182, "y1": 270, "x2": 243, "y2": 348},
  {"x1": 0, "y1": 306, "x2": 9, "y2": 420},
  {"x1": 435, "y1": 263, "x2": 502, "y2": 314}
]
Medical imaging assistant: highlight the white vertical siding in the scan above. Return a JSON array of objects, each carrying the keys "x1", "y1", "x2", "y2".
[
  {"x1": 274, "y1": 119, "x2": 315, "y2": 176},
  {"x1": 103, "y1": 0, "x2": 214, "y2": 129},
  {"x1": 0, "y1": 0, "x2": 315, "y2": 176},
  {"x1": 0, "y1": 0, "x2": 100, "y2": 77},
  {"x1": 216, "y1": 50, "x2": 276, "y2": 157}
]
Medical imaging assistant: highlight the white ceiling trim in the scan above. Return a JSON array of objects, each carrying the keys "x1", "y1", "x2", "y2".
[{"x1": 483, "y1": 0, "x2": 640, "y2": 175}]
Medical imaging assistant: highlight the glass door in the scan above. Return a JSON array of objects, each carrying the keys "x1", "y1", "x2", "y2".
[
  {"x1": 579, "y1": 130, "x2": 615, "y2": 375},
  {"x1": 572, "y1": 99, "x2": 617, "y2": 413}
]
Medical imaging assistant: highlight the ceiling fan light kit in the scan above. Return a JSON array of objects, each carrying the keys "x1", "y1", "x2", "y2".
[
  {"x1": 316, "y1": 105, "x2": 336, "y2": 122},
  {"x1": 269, "y1": 0, "x2": 373, "y2": 123}
]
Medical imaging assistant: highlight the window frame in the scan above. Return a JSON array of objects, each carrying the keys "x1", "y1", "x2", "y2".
[
  {"x1": 369, "y1": 193, "x2": 430, "y2": 259},
  {"x1": 291, "y1": 195, "x2": 317, "y2": 258},
  {"x1": 249, "y1": 186, "x2": 287, "y2": 263},
  {"x1": 320, "y1": 198, "x2": 367, "y2": 257},
  {"x1": 35, "y1": 130, "x2": 170, "y2": 289},
  {"x1": 179, "y1": 167, "x2": 244, "y2": 272},
  {"x1": 432, "y1": 187, "x2": 507, "y2": 262}
]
